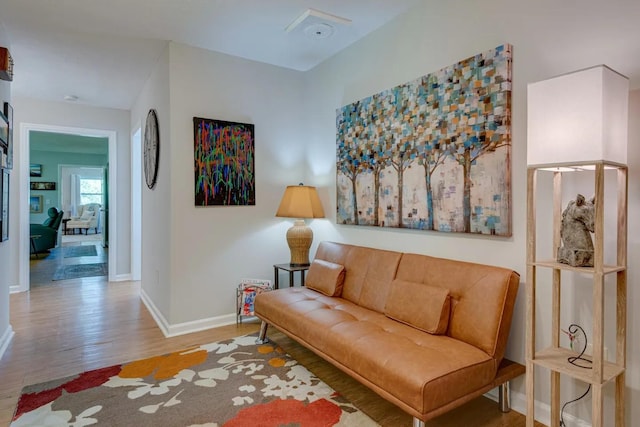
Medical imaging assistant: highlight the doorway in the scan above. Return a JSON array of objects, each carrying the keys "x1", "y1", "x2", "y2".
[{"x1": 17, "y1": 123, "x2": 117, "y2": 292}]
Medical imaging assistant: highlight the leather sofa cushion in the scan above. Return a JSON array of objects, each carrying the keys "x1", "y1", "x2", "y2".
[
  {"x1": 384, "y1": 279, "x2": 450, "y2": 334},
  {"x1": 306, "y1": 259, "x2": 345, "y2": 297},
  {"x1": 255, "y1": 287, "x2": 495, "y2": 415}
]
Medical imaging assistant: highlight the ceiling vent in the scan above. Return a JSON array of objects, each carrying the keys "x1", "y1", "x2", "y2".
[{"x1": 285, "y1": 8, "x2": 351, "y2": 40}]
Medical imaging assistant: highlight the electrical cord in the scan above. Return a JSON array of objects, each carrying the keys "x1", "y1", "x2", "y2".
[
  {"x1": 560, "y1": 384, "x2": 591, "y2": 427},
  {"x1": 559, "y1": 324, "x2": 593, "y2": 426}
]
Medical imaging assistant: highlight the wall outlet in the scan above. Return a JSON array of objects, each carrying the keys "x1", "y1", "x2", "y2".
[{"x1": 585, "y1": 344, "x2": 610, "y2": 362}]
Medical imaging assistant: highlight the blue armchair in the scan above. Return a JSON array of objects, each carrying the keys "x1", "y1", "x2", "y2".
[{"x1": 30, "y1": 207, "x2": 64, "y2": 254}]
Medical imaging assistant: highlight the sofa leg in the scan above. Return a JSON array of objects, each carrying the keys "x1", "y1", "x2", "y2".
[
  {"x1": 498, "y1": 381, "x2": 511, "y2": 413},
  {"x1": 412, "y1": 417, "x2": 425, "y2": 427},
  {"x1": 255, "y1": 321, "x2": 269, "y2": 345}
]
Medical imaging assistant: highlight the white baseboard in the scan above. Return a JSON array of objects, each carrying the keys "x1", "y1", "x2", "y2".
[
  {"x1": 163, "y1": 313, "x2": 237, "y2": 337},
  {"x1": 140, "y1": 288, "x2": 171, "y2": 336},
  {"x1": 111, "y1": 273, "x2": 132, "y2": 282},
  {"x1": 140, "y1": 288, "x2": 237, "y2": 338},
  {"x1": 10, "y1": 284, "x2": 26, "y2": 293},
  {"x1": 0, "y1": 324, "x2": 15, "y2": 361}
]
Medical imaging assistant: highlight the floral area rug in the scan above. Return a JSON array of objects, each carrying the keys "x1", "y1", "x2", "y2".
[{"x1": 11, "y1": 334, "x2": 379, "y2": 426}]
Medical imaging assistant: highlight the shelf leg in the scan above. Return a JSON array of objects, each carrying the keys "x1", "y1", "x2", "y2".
[
  {"x1": 498, "y1": 381, "x2": 510, "y2": 412},
  {"x1": 592, "y1": 385, "x2": 603, "y2": 427},
  {"x1": 551, "y1": 371, "x2": 560, "y2": 426},
  {"x1": 526, "y1": 361, "x2": 535, "y2": 427}
]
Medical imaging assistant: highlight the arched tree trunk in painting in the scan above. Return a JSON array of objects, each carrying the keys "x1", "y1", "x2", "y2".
[
  {"x1": 351, "y1": 174, "x2": 359, "y2": 225},
  {"x1": 424, "y1": 165, "x2": 434, "y2": 230},
  {"x1": 397, "y1": 159, "x2": 404, "y2": 227},
  {"x1": 462, "y1": 149, "x2": 472, "y2": 233},
  {"x1": 373, "y1": 165, "x2": 381, "y2": 226}
]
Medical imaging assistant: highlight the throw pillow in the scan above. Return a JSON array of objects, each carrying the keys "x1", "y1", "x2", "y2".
[
  {"x1": 384, "y1": 279, "x2": 451, "y2": 335},
  {"x1": 305, "y1": 259, "x2": 346, "y2": 297},
  {"x1": 81, "y1": 210, "x2": 94, "y2": 220}
]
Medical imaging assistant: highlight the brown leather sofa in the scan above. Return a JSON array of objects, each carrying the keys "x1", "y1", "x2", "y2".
[{"x1": 255, "y1": 241, "x2": 524, "y2": 426}]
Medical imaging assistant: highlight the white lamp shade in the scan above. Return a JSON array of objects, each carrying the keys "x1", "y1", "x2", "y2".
[{"x1": 527, "y1": 65, "x2": 629, "y2": 166}]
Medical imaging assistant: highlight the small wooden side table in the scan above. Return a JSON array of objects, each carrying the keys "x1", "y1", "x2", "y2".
[
  {"x1": 62, "y1": 218, "x2": 71, "y2": 235},
  {"x1": 273, "y1": 263, "x2": 309, "y2": 289}
]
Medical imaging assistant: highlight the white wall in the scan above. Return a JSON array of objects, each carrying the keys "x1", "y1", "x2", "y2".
[
  {"x1": 626, "y1": 89, "x2": 640, "y2": 425},
  {"x1": 0, "y1": 21, "x2": 14, "y2": 360},
  {"x1": 304, "y1": 1, "x2": 640, "y2": 425},
  {"x1": 167, "y1": 43, "x2": 306, "y2": 325},
  {"x1": 131, "y1": 43, "x2": 172, "y2": 324},
  {"x1": 12, "y1": 97, "x2": 131, "y2": 280},
  {"x1": 133, "y1": 42, "x2": 307, "y2": 332}
]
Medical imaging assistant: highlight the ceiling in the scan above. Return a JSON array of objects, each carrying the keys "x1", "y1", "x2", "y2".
[{"x1": 0, "y1": 0, "x2": 420, "y2": 110}]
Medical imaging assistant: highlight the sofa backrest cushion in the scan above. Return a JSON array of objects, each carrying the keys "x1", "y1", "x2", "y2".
[
  {"x1": 314, "y1": 241, "x2": 402, "y2": 312},
  {"x1": 305, "y1": 259, "x2": 345, "y2": 297},
  {"x1": 395, "y1": 253, "x2": 520, "y2": 360},
  {"x1": 384, "y1": 279, "x2": 450, "y2": 334}
]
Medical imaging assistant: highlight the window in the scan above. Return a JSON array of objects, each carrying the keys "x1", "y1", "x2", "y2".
[{"x1": 80, "y1": 178, "x2": 103, "y2": 205}]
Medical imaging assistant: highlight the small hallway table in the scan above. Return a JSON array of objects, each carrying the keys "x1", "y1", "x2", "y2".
[{"x1": 273, "y1": 263, "x2": 309, "y2": 289}]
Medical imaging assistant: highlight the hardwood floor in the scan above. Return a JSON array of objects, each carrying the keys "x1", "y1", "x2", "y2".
[{"x1": 1, "y1": 261, "x2": 540, "y2": 426}]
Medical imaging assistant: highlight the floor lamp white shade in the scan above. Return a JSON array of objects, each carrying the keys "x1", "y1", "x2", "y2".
[{"x1": 527, "y1": 65, "x2": 629, "y2": 166}]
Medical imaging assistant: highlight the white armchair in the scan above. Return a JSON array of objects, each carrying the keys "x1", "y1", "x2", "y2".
[{"x1": 67, "y1": 203, "x2": 101, "y2": 234}]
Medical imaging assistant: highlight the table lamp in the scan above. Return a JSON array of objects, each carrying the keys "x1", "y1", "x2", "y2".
[{"x1": 276, "y1": 183, "x2": 325, "y2": 266}]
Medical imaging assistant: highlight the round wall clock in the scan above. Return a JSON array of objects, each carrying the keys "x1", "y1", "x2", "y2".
[{"x1": 144, "y1": 109, "x2": 159, "y2": 189}]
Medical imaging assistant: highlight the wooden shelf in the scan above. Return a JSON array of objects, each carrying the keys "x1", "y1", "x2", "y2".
[
  {"x1": 533, "y1": 347, "x2": 624, "y2": 386},
  {"x1": 530, "y1": 260, "x2": 626, "y2": 275},
  {"x1": 526, "y1": 162, "x2": 627, "y2": 427}
]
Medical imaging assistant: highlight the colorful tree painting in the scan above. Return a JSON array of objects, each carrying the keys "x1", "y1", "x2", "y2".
[
  {"x1": 194, "y1": 117, "x2": 255, "y2": 206},
  {"x1": 336, "y1": 44, "x2": 512, "y2": 236}
]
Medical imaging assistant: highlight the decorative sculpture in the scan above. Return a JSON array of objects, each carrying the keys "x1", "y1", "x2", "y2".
[{"x1": 557, "y1": 194, "x2": 595, "y2": 267}]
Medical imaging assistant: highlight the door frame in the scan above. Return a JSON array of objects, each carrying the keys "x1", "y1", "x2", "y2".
[
  {"x1": 131, "y1": 125, "x2": 141, "y2": 281},
  {"x1": 16, "y1": 123, "x2": 117, "y2": 292}
]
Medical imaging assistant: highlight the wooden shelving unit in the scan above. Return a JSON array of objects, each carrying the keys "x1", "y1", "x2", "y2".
[{"x1": 526, "y1": 161, "x2": 627, "y2": 427}]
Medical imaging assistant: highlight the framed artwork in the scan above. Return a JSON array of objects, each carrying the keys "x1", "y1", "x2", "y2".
[
  {"x1": 193, "y1": 117, "x2": 255, "y2": 206},
  {"x1": 30, "y1": 164, "x2": 42, "y2": 177},
  {"x1": 0, "y1": 110, "x2": 7, "y2": 146},
  {"x1": 336, "y1": 44, "x2": 513, "y2": 236},
  {"x1": 3, "y1": 102, "x2": 12, "y2": 169},
  {"x1": 0, "y1": 169, "x2": 8, "y2": 241},
  {"x1": 30, "y1": 195, "x2": 43, "y2": 213},
  {"x1": 0, "y1": 110, "x2": 7, "y2": 169},
  {"x1": 30, "y1": 181, "x2": 56, "y2": 190}
]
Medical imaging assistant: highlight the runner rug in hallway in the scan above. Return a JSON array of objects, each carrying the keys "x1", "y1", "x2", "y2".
[
  {"x1": 63, "y1": 245, "x2": 98, "y2": 258},
  {"x1": 52, "y1": 262, "x2": 108, "y2": 281},
  {"x1": 11, "y1": 334, "x2": 378, "y2": 426}
]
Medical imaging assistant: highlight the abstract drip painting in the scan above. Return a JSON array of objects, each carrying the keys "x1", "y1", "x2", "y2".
[
  {"x1": 194, "y1": 117, "x2": 255, "y2": 206},
  {"x1": 336, "y1": 44, "x2": 512, "y2": 236}
]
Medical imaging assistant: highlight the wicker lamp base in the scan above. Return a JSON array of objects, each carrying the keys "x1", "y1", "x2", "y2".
[{"x1": 286, "y1": 219, "x2": 312, "y2": 266}]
